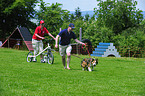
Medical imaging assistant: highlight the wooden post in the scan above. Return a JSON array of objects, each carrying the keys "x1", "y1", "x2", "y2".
[
  {"x1": 8, "y1": 39, "x2": 9, "y2": 48},
  {"x1": 79, "y1": 28, "x2": 82, "y2": 54},
  {"x1": 76, "y1": 43, "x2": 78, "y2": 54},
  {"x1": 79, "y1": 28, "x2": 82, "y2": 41}
]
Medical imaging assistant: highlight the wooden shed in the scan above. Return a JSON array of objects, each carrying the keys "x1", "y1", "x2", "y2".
[{"x1": 1, "y1": 27, "x2": 33, "y2": 51}]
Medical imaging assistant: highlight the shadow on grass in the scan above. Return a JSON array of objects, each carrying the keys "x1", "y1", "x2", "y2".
[{"x1": 71, "y1": 68, "x2": 99, "y2": 72}]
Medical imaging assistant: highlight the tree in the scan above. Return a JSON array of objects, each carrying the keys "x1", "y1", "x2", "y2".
[
  {"x1": 36, "y1": 0, "x2": 70, "y2": 36},
  {"x1": 94, "y1": 0, "x2": 143, "y2": 34},
  {"x1": 70, "y1": 14, "x2": 75, "y2": 22},
  {"x1": 0, "y1": 0, "x2": 37, "y2": 38},
  {"x1": 75, "y1": 7, "x2": 83, "y2": 20},
  {"x1": 84, "y1": 14, "x2": 90, "y2": 21}
]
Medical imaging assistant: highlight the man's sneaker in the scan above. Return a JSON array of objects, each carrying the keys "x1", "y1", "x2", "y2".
[
  {"x1": 41, "y1": 59, "x2": 45, "y2": 63},
  {"x1": 33, "y1": 58, "x2": 37, "y2": 62}
]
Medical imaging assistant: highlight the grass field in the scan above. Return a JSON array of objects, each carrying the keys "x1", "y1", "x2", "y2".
[{"x1": 0, "y1": 48, "x2": 145, "y2": 96}]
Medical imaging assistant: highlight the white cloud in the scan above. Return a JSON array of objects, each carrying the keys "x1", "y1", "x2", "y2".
[{"x1": 35, "y1": 0, "x2": 145, "y2": 11}]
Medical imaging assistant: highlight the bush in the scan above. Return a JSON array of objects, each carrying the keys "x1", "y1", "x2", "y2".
[{"x1": 113, "y1": 27, "x2": 145, "y2": 57}]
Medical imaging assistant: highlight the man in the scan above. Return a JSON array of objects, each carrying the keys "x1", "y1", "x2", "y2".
[
  {"x1": 55, "y1": 23, "x2": 85, "y2": 69},
  {"x1": 32, "y1": 20, "x2": 55, "y2": 63}
]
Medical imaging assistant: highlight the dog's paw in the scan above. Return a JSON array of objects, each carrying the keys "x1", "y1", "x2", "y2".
[
  {"x1": 82, "y1": 68, "x2": 85, "y2": 71},
  {"x1": 88, "y1": 67, "x2": 92, "y2": 72}
]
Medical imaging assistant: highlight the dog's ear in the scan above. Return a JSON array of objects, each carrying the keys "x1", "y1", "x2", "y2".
[
  {"x1": 96, "y1": 58, "x2": 98, "y2": 61},
  {"x1": 92, "y1": 58, "x2": 95, "y2": 61},
  {"x1": 96, "y1": 58, "x2": 98, "y2": 64}
]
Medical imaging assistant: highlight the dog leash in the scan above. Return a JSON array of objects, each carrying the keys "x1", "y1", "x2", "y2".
[
  {"x1": 71, "y1": 54, "x2": 84, "y2": 59},
  {"x1": 81, "y1": 44, "x2": 91, "y2": 58},
  {"x1": 72, "y1": 44, "x2": 90, "y2": 59}
]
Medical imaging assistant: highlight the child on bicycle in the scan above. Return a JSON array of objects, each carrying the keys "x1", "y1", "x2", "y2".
[{"x1": 32, "y1": 20, "x2": 55, "y2": 63}]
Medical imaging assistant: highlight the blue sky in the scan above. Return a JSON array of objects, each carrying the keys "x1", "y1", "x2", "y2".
[{"x1": 39, "y1": 0, "x2": 145, "y2": 11}]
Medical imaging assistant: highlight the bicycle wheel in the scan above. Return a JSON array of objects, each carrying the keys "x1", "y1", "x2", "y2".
[
  {"x1": 47, "y1": 52, "x2": 54, "y2": 64},
  {"x1": 27, "y1": 51, "x2": 33, "y2": 62}
]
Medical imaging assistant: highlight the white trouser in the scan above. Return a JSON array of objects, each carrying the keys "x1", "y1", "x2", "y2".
[{"x1": 32, "y1": 39, "x2": 43, "y2": 56}]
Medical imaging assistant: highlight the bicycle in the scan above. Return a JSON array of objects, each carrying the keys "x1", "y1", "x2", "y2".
[{"x1": 26, "y1": 39, "x2": 54, "y2": 64}]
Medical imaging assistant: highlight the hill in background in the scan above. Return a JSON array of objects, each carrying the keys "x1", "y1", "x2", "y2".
[
  {"x1": 70, "y1": 11, "x2": 145, "y2": 19},
  {"x1": 70, "y1": 11, "x2": 94, "y2": 17},
  {"x1": 32, "y1": 11, "x2": 145, "y2": 24},
  {"x1": 143, "y1": 11, "x2": 145, "y2": 18}
]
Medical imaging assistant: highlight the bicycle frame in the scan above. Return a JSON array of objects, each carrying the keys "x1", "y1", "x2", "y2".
[
  {"x1": 35, "y1": 43, "x2": 51, "y2": 57},
  {"x1": 27, "y1": 39, "x2": 54, "y2": 64},
  {"x1": 27, "y1": 43, "x2": 51, "y2": 58}
]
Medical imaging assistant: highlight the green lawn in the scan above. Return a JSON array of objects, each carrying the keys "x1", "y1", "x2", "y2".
[{"x1": 0, "y1": 48, "x2": 145, "y2": 96}]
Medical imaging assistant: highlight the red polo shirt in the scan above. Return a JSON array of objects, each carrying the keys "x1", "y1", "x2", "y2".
[{"x1": 32, "y1": 26, "x2": 49, "y2": 40}]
